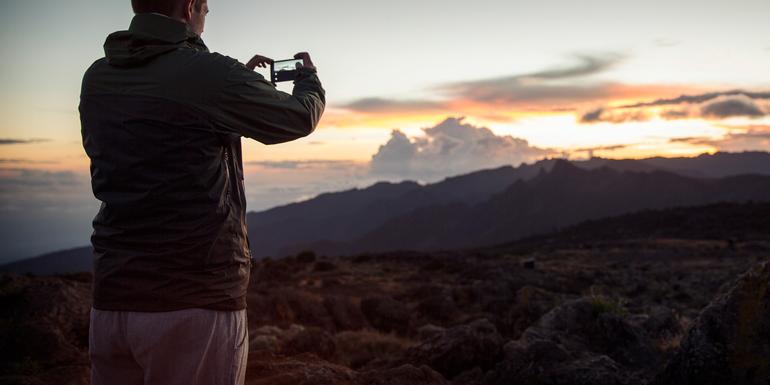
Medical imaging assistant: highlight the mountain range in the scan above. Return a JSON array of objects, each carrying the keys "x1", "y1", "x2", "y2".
[{"x1": 2, "y1": 151, "x2": 770, "y2": 275}]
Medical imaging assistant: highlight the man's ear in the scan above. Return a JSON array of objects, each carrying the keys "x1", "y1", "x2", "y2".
[{"x1": 183, "y1": 0, "x2": 195, "y2": 21}]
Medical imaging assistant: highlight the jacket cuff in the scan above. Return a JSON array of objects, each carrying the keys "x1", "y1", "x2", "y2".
[{"x1": 295, "y1": 66, "x2": 317, "y2": 80}]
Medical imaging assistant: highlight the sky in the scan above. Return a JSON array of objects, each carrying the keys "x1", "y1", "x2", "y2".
[{"x1": 1, "y1": 0, "x2": 770, "y2": 263}]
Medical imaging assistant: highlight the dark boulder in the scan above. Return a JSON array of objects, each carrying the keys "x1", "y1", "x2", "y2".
[
  {"x1": 280, "y1": 326, "x2": 336, "y2": 360},
  {"x1": 0, "y1": 274, "x2": 92, "y2": 385},
  {"x1": 404, "y1": 318, "x2": 505, "y2": 379},
  {"x1": 360, "y1": 296, "x2": 411, "y2": 335},
  {"x1": 245, "y1": 351, "x2": 356, "y2": 385},
  {"x1": 323, "y1": 295, "x2": 368, "y2": 331},
  {"x1": 652, "y1": 262, "x2": 770, "y2": 385},
  {"x1": 500, "y1": 285, "x2": 562, "y2": 338},
  {"x1": 356, "y1": 364, "x2": 450, "y2": 385},
  {"x1": 483, "y1": 297, "x2": 657, "y2": 385}
]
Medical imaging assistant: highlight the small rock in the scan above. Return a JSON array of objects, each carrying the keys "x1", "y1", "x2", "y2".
[
  {"x1": 405, "y1": 318, "x2": 505, "y2": 379},
  {"x1": 361, "y1": 296, "x2": 411, "y2": 335}
]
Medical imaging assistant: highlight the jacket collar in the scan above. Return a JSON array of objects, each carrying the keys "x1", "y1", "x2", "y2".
[
  {"x1": 128, "y1": 13, "x2": 208, "y2": 50},
  {"x1": 103, "y1": 13, "x2": 209, "y2": 66}
]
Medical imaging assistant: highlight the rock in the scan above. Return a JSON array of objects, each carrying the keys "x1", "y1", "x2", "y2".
[
  {"x1": 245, "y1": 351, "x2": 357, "y2": 385},
  {"x1": 360, "y1": 296, "x2": 411, "y2": 335},
  {"x1": 501, "y1": 285, "x2": 561, "y2": 338},
  {"x1": 522, "y1": 258, "x2": 536, "y2": 269},
  {"x1": 404, "y1": 318, "x2": 504, "y2": 379},
  {"x1": 356, "y1": 363, "x2": 450, "y2": 385},
  {"x1": 652, "y1": 262, "x2": 770, "y2": 385},
  {"x1": 450, "y1": 366, "x2": 484, "y2": 385},
  {"x1": 249, "y1": 324, "x2": 305, "y2": 353},
  {"x1": 249, "y1": 288, "x2": 336, "y2": 331},
  {"x1": 417, "y1": 294, "x2": 459, "y2": 323},
  {"x1": 323, "y1": 295, "x2": 368, "y2": 331},
  {"x1": 0, "y1": 274, "x2": 92, "y2": 385},
  {"x1": 334, "y1": 329, "x2": 414, "y2": 370},
  {"x1": 417, "y1": 324, "x2": 446, "y2": 341},
  {"x1": 483, "y1": 297, "x2": 657, "y2": 385},
  {"x1": 642, "y1": 305, "x2": 681, "y2": 339},
  {"x1": 280, "y1": 326, "x2": 336, "y2": 360}
]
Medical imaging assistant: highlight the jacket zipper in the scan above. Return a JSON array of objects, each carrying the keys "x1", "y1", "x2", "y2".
[
  {"x1": 224, "y1": 146, "x2": 231, "y2": 204},
  {"x1": 206, "y1": 146, "x2": 231, "y2": 266}
]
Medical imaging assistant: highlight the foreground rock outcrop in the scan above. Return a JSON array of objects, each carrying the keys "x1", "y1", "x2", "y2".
[
  {"x1": 652, "y1": 262, "x2": 770, "y2": 385},
  {"x1": 0, "y1": 273, "x2": 91, "y2": 385},
  {"x1": 482, "y1": 297, "x2": 657, "y2": 385}
]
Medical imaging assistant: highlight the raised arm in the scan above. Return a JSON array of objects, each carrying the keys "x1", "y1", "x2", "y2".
[{"x1": 206, "y1": 52, "x2": 326, "y2": 145}]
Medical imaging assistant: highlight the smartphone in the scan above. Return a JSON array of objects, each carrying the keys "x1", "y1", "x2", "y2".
[{"x1": 271, "y1": 59, "x2": 304, "y2": 83}]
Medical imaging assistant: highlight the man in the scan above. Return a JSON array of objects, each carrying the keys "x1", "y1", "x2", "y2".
[{"x1": 79, "y1": 0, "x2": 325, "y2": 384}]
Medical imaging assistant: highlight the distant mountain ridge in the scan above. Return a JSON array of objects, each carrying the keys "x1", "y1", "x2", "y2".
[
  {"x1": 254, "y1": 151, "x2": 770, "y2": 257},
  {"x1": 304, "y1": 160, "x2": 770, "y2": 256},
  {"x1": 3, "y1": 151, "x2": 770, "y2": 274}
]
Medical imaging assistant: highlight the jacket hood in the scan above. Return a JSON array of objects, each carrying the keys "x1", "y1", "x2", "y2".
[{"x1": 104, "y1": 13, "x2": 209, "y2": 67}]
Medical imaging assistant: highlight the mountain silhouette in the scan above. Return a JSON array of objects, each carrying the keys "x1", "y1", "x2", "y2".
[
  {"x1": 3, "y1": 151, "x2": 770, "y2": 274},
  {"x1": 327, "y1": 160, "x2": 770, "y2": 255}
]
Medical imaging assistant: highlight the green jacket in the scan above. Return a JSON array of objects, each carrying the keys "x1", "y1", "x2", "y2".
[{"x1": 79, "y1": 13, "x2": 325, "y2": 311}]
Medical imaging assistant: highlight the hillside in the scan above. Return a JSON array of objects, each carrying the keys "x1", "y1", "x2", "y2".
[{"x1": 2, "y1": 201, "x2": 769, "y2": 384}]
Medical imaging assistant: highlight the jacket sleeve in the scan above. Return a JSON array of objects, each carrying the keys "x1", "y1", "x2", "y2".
[{"x1": 207, "y1": 63, "x2": 326, "y2": 145}]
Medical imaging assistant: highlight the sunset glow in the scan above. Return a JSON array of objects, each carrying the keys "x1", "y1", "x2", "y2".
[{"x1": 2, "y1": 0, "x2": 770, "y2": 261}]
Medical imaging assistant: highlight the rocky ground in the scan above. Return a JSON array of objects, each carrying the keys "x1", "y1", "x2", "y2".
[{"x1": 2, "y1": 208, "x2": 770, "y2": 384}]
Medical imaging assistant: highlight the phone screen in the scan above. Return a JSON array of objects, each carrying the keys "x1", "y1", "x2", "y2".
[{"x1": 271, "y1": 59, "x2": 304, "y2": 83}]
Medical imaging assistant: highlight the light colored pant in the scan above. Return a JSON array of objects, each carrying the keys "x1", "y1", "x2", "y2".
[{"x1": 89, "y1": 307, "x2": 248, "y2": 385}]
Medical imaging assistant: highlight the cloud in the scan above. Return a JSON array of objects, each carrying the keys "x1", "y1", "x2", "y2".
[
  {"x1": 700, "y1": 95, "x2": 765, "y2": 119},
  {"x1": 573, "y1": 144, "x2": 629, "y2": 152},
  {"x1": 246, "y1": 159, "x2": 362, "y2": 170},
  {"x1": 660, "y1": 109, "x2": 690, "y2": 119},
  {"x1": 342, "y1": 97, "x2": 446, "y2": 113},
  {"x1": 369, "y1": 117, "x2": 556, "y2": 181},
  {"x1": 0, "y1": 159, "x2": 58, "y2": 164},
  {"x1": 653, "y1": 38, "x2": 680, "y2": 48},
  {"x1": 338, "y1": 53, "x2": 646, "y2": 120},
  {"x1": 437, "y1": 53, "x2": 625, "y2": 104},
  {"x1": 580, "y1": 90, "x2": 770, "y2": 124},
  {"x1": 0, "y1": 168, "x2": 81, "y2": 189},
  {"x1": 669, "y1": 125, "x2": 770, "y2": 152},
  {"x1": 579, "y1": 107, "x2": 651, "y2": 123},
  {"x1": 0, "y1": 138, "x2": 51, "y2": 145},
  {"x1": 618, "y1": 90, "x2": 770, "y2": 109}
]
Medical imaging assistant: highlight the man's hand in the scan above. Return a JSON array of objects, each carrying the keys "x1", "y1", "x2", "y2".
[
  {"x1": 294, "y1": 52, "x2": 316, "y2": 71},
  {"x1": 246, "y1": 54, "x2": 273, "y2": 70}
]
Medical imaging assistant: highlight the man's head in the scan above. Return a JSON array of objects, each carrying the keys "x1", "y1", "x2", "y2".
[{"x1": 131, "y1": 0, "x2": 209, "y2": 35}]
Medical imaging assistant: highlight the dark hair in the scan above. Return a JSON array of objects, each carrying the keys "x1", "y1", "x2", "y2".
[{"x1": 131, "y1": 0, "x2": 204, "y2": 15}]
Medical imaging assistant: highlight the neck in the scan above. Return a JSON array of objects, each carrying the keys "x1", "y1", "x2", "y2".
[{"x1": 147, "y1": 12, "x2": 187, "y2": 24}]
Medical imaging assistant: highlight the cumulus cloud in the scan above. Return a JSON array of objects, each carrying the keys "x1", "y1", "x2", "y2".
[
  {"x1": 0, "y1": 138, "x2": 51, "y2": 145},
  {"x1": 369, "y1": 117, "x2": 555, "y2": 181}
]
